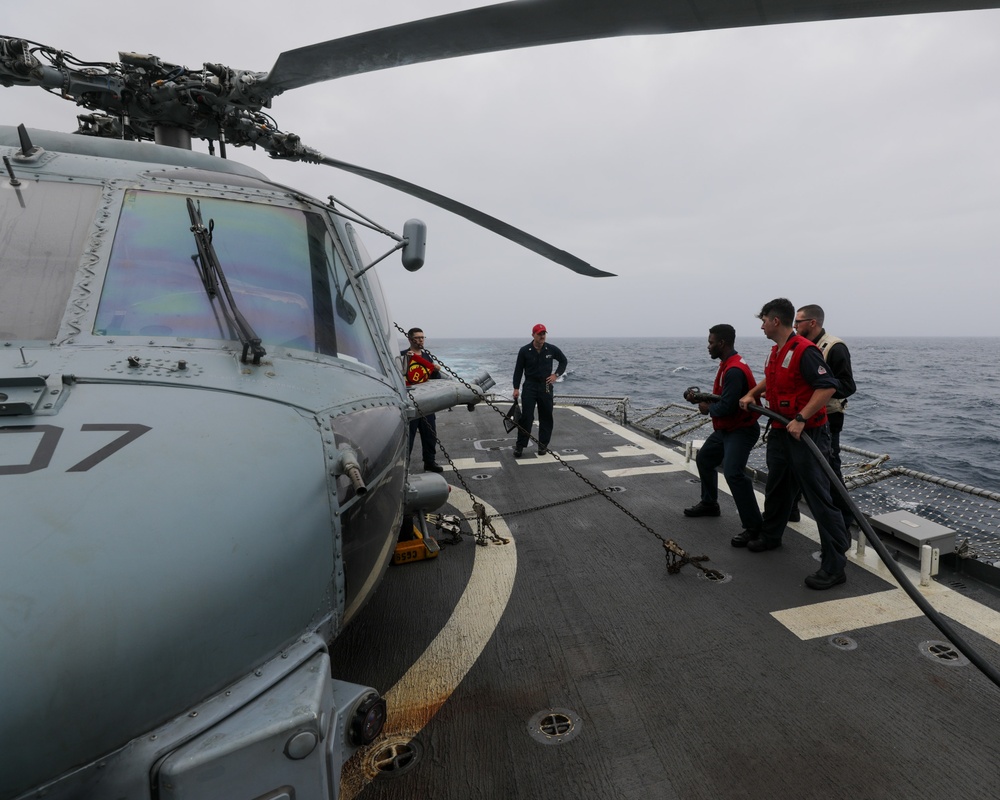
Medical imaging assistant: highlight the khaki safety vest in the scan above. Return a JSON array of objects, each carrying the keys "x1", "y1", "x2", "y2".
[{"x1": 814, "y1": 332, "x2": 847, "y2": 414}]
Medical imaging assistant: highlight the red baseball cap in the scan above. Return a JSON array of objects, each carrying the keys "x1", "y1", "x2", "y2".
[{"x1": 532, "y1": 324, "x2": 547, "y2": 335}]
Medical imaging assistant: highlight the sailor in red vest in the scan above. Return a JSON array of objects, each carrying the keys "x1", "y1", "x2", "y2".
[
  {"x1": 683, "y1": 324, "x2": 763, "y2": 543},
  {"x1": 739, "y1": 298, "x2": 850, "y2": 590},
  {"x1": 401, "y1": 327, "x2": 443, "y2": 473}
]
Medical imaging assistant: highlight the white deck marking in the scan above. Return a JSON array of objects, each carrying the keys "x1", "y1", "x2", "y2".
[
  {"x1": 567, "y1": 406, "x2": 1000, "y2": 647},
  {"x1": 604, "y1": 464, "x2": 687, "y2": 477},
  {"x1": 764, "y1": 489, "x2": 1000, "y2": 643},
  {"x1": 341, "y1": 490, "x2": 516, "y2": 797},
  {"x1": 772, "y1": 589, "x2": 923, "y2": 639},
  {"x1": 566, "y1": 406, "x2": 690, "y2": 464},
  {"x1": 764, "y1": 497, "x2": 1000, "y2": 644},
  {"x1": 928, "y1": 589, "x2": 1000, "y2": 643},
  {"x1": 514, "y1": 453, "x2": 588, "y2": 465},
  {"x1": 445, "y1": 457, "x2": 502, "y2": 470},
  {"x1": 600, "y1": 444, "x2": 657, "y2": 458},
  {"x1": 566, "y1": 407, "x2": 711, "y2": 479},
  {"x1": 774, "y1": 560, "x2": 1000, "y2": 645}
]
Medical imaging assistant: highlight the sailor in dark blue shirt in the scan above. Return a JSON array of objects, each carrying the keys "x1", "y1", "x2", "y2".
[{"x1": 512, "y1": 324, "x2": 568, "y2": 458}]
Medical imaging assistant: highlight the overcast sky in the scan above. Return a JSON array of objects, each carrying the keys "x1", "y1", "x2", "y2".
[{"x1": 6, "y1": 1, "x2": 999, "y2": 338}]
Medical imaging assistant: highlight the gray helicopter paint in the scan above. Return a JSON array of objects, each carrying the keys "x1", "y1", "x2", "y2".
[
  {"x1": 0, "y1": 121, "x2": 496, "y2": 798},
  {"x1": 405, "y1": 370, "x2": 495, "y2": 418},
  {"x1": 0, "y1": 376, "x2": 419, "y2": 797},
  {"x1": 0, "y1": 383, "x2": 337, "y2": 788},
  {"x1": 0, "y1": 130, "x2": 408, "y2": 797},
  {"x1": 15, "y1": 632, "x2": 343, "y2": 800},
  {"x1": 0, "y1": 340, "x2": 420, "y2": 795},
  {"x1": 0, "y1": 126, "x2": 269, "y2": 179},
  {"x1": 156, "y1": 651, "x2": 377, "y2": 798}
]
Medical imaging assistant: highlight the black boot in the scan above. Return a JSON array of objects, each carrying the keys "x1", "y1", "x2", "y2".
[{"x1": 684, "y1": 501, "x2": 721, "y2": 518}]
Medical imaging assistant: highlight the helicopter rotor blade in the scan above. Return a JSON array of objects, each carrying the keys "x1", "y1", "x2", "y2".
[
  {"x1": 263, "y1": 0, "x2": 996, "y2": 93},
  {"x1": 317, "y1": 155, "x2": 614, "y2": 277}
]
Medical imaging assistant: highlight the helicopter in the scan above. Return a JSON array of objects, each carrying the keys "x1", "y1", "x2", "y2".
[{"x1": 2, "y1": 2, "x2": 999, "y2": 799}]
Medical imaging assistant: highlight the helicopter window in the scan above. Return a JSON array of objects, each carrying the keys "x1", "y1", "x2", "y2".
[
  {"x1": 94, "y1": 190, "x2": 383, "y2": 370},
  {"x1": 346, "y1": 223, "x2": 394, "y2": 344},
  {"x1": 0, "y1": 181, "x2": 102, "y2": 341},
  {"x1": 321, "y1": 230, "x2": 384, "y2": 371}
]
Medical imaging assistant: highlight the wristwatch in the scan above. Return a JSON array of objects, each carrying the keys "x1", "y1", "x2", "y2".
[{"x1": 794, "y1": 413, "x2": 806, "y2": 423}]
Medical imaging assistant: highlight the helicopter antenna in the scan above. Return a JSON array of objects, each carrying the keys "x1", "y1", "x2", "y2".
[
  {"x1": 16, "y1": 123, "x2": 36, "y2": 156},
  {"x1": 2, "y1": 155, "x2": 19, "y2": 186}
]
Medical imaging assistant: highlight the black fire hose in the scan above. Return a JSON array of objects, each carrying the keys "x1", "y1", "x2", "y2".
[{"x1": 685, "y1": 388, "x2": 1000, "y2": 690}]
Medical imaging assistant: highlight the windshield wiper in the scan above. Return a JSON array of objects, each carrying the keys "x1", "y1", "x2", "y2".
[{"x1": 186, "y1": 198, "x2": 266, "y2": 365}]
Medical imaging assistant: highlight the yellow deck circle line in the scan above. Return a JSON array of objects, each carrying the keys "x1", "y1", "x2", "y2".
[{"x1": 341, "y1": 488, "x2": 516, "y2": 796}]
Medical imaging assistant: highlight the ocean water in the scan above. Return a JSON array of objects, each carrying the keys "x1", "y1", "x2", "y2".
[{"x1": 417, "y1": 336, "x2": 1000, "y2": 493}]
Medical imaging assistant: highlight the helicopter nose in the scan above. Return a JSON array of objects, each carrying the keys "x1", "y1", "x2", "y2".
[{"x1": 0, "y1": 383, "x2": 344, "y2": 797}]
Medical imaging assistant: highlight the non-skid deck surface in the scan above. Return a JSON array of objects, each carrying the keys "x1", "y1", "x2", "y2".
[{"x1": 333, "y1": 405, "x2": 1000, "y2": 799}]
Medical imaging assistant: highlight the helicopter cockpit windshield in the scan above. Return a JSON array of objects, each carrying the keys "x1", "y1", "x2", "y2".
[{"x1": 94, "y1": 189, "x2": 384, "y2": 372}]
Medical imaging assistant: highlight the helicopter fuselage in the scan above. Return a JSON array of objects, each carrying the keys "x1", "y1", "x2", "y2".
[{"x1": 0, "y1": 126, "x2": 447, "y2": 799}]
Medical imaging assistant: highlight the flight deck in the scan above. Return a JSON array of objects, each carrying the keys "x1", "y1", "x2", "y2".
[{"x1": 334, "y1": 404, "x2": 1000, "y2": 799}]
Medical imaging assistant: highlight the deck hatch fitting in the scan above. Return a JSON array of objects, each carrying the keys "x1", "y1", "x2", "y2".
[
  {"x1": 369, "y1": 737, "x2": 423, "y2": 778},
  {"x1": 699, "y1": 570, "x2": 732, "y2": 584},
  {"x1": 470, "y1": 473, "x2": 493, "y2": 480},
  {"x1": 606, "y1": 486, "x2": 626, "y2": 493},
  {"x1": 528, "y1": 708, "x2": 582, "y2": 745},
  {"x1": 829, "y1": 635, "x2": 858, "y2": 651},
  {"x1": 919, "y1": 641, "x2": 969, "y2": 667}
]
